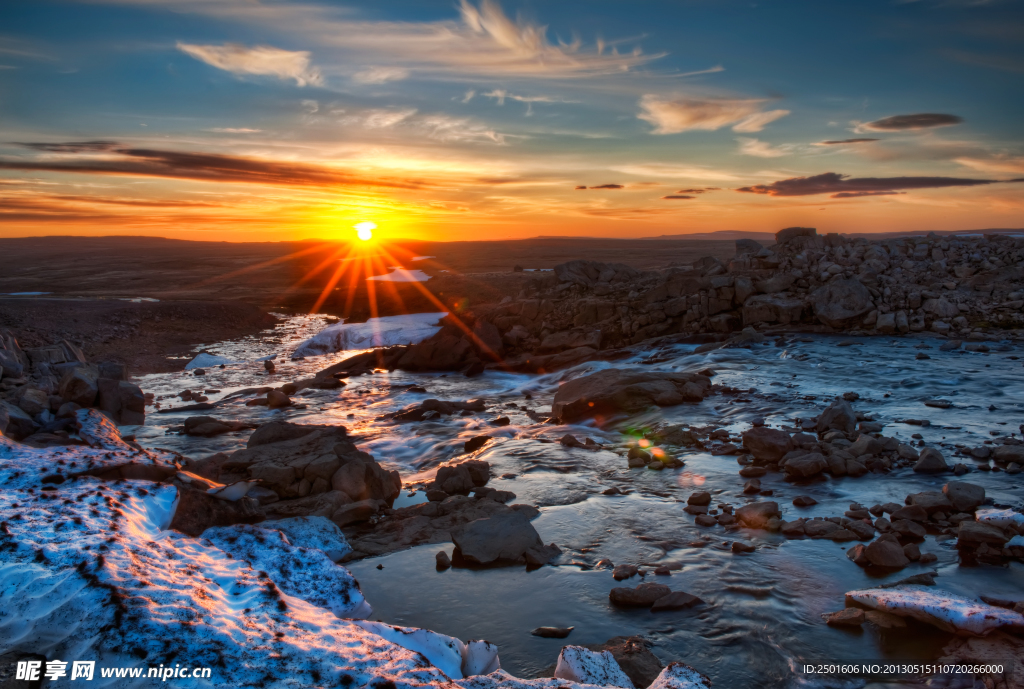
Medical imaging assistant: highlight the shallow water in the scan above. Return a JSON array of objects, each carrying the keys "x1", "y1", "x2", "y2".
[{"x1": 134, "y1": 317, "x2": 1024, "y2": 688}]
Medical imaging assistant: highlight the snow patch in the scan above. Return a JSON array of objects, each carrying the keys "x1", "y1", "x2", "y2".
[
  {"x1": 293, "y1": 312, "x2": 447, "y2": 357},
  {"x1": 555, "y1": 646, "x2": 634, "y2": 688},
  {"x1": 185, "y1": 352, "x2": 241, "y2": 370},
  {"x1": 844, "y1": 585, "x2": 1024, "y2": 636},
  {"x1": 260, "y1": 516, "x2": 353, "y2": 562},
  {"x1": 353, "y1": 620, "x2": 468, "y2": 679},
  {"x1": 202, "y1": 523, "x2": 370, "y2": 618},
  {"x1": 367, "y1": 267, "x2": 432, "y2": 283},
  {"x1": 411, "y1": 256, "x2": 435, "y2": 261}
]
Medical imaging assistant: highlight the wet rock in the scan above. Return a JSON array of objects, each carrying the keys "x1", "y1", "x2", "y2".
[
  {"x1": 609, "y1": 582, "x2": 672, "y2": 607},
  {"x1": 551, "y1": 368, "x2": 710, "y2": 423},
  {"x1": 743, "y1": 479, "x2": 761, "y2": 494},
  {"x1": 864, "y1": 610, "x2": 907, "y2": 629},
  {"x1": 890, "y1": 504, "x2": 929, "y2": 522},
  {"x1": 892, "y1": 519, "x2": 927, "y2": 540},
  {"x1": 897, "y1": 444, "x2": 920, "y2": 460},
  {"x1": 694, "y1": 514, "x2": 718, "y2": 527},
  {"x1": 432, "y1": 460, "x2": 490, "y2": 494},
  {"x1": 742, "y1": 427, "x2": 794, "y2": 462},
  {"x1": 993, "y1": 445, "x2": 1024, "y2": 464},
  {"x1": 735, "y1": 501, "x2": 781, "y2": 529},
  {"x1": 863, "y1": 538, "x2": 910, "y2": 569},
  {"x1": 957, "y1": 521, "x2": 1009, "y2": 548},
  {"x1": 628, "y1": 447, "x2": 652, "y2": 463},
  {"x1": 524, "y1": 542, "x2": 562, "y2": 566},
  {"x1": 267, "y1": 389, "x2": 292, "y2": 409},
  {"x1": 331, "y1": 499, "x2": 380, "y2": 526},
  {"x1": 913, "y1": 447, "x2": 949, "y2": 473},
  {"x1": 784, "y1": 452, "x2": 828, "y2": 478},
  {"x1": 392, "y1": 398, "x2": 486, "y2": 422},
  {"x1": 532, "y1": 626, "x2": 574, "y2": 639},
  {"x1": 810, "y1": 279, "x2": 874, "y2": 328},
  {"x1": 739, "y1": 465, "x2": 767, "y2": 478},
  {"x1": 817, "y1": 398, "x2": 856, "y2": 434},
  {"x1": 464, "y1": 435, "x2": 491, "y2": 453},
  {"x1": 687, "y1": 491, "x2": 711, "y2": 507},
  {"x1": 903, "y1": 543, "x2": 921, "y2": 561},
  {"x1": 650, "y1": 591, "x2": 704, "y2": 612},
  {"x1": 613, "y1": 564, "x2": 639, "y2": 580},
  {"x1": 451, "y1": 510, "x2": 544, "y2": 565},
  {"x1": 58, "y1": 365, "x2": 99, "y2": 407},
  {"x1": 907, "y1": 491, "x2": 953, "y2": 515},
  {"x1": 793, "y1": 495, "x2": 817, "y2": 507},
  {"x1": 824, "y1": 608, "x2": 865, "y2": 626},
  {"x1": 731, "y1": 541, "x2": 755, "y2": 554},
  {"x1": 805, "y1": 520, "x2": 841, "y2": 538},
  {"x1": 436, "y1": 550, "x2": 452, "y2": 569}
]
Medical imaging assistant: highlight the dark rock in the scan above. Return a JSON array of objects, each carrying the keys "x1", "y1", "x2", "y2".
[
  {"x1": 613, "y1": 564, "x2": 639, "y2": 580},
  {"x1": 863, "y1": 538, "x2": 910, "y2": 568},
  {"x1": 687, "y1": 491, "x2": 711, "y2": 507},
  {"x1": 810, "y1": 279, "x2": 874, "y2": 328},
  {"x1": 957, "y1": 521, "x2": 1009, "y2": 548},
  {"x1": 942, "y1": 482, "x2": 985, "y2": 513},
  {"x1": 609, "y1": 582, "x2": 672, "y2": 607},
  {"x1": 776, "y1": 226, "x2": 816, "y2": 244},
  {"x1": 825, "y1": 608, "x2": 865, "y2": 626},
  {"x1": 913, "y1": 447, "x2": 949, "y2": 473},
  {"x1": 169, "y1": 483, "x2": 264, "y2": 537},
  {"x1": 436, "y1": 550, "x2": 452, "y2": 569},
  {"x1": 731, "y1": 541, "x2": 755, "y2": 554},
  {"x1": 464, "y1": 435, "x2": 491, "y2": 453},
  {"x1": 551, "y1": 368, "x2": 710, "y2": 423},
  {"x1": 651, "y1": 591, "x2": 704, "y2": 611},
  {"x1": 817, "y1": 398, "x2": 857, "y2": 434},
  {"x1": 532, "y1": 626, "x2": 574, "y2": 639},
  {"x1": 735, "y1": 501, "x2": 781, "y2": 529},
  {"x1": 451, "y1": 510, "x2": 544, "y2": 565},
  {"x1": 524, "y1": 543, "x2": 562, "y2": 566},
  {"x1": 793, "y1": 495, "x2": 817, "y2": 507},
  {"x1": 742, "y1": 427, "x2": 794, "y2": 462}
]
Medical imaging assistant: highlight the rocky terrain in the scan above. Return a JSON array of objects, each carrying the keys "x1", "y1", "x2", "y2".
[{"x1": 1, "y1": 226, "x2": 1023, "y2": 688}]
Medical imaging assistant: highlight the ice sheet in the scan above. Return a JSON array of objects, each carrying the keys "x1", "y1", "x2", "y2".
[
  {"x1": 367, "y1": 268, "x2": 432, "y2": 283},
  {"x1": 292, "y1": 312, "x2": 447, "y2": 357}
]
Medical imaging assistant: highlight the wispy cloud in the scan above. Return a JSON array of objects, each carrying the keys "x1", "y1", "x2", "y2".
[
  {"x1": 177, "y1": 42, "x2": 323, "y2": 86},
  {"x1": 612, "y1": 162, "x2": 743, "y2": 181},
  {"x1": 205, "y1": 127, "x2": 263, "y2": 133},
  {"x1": 637, "y1": 95, "x2": 789, "y2": 134},
  {"x1": 736, "y1": 171, "x2": 1019, "y2": 197},
  {"x1": 737, "y1": 137, "x2": 792, "y2": 157},
  {"x1": 352, "y1": 66, "x2": 410, "y2": 84},
  {"x1": 955, "y1": 155, "x2": 1024, "y2": 174}
]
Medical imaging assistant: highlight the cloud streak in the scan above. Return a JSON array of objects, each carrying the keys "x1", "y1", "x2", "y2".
[
  {"x1": 736, "y1": 171, "x2": 1020, "y2": 197},
  {"x1": 860, "y1": 113, "x2": 963, "y2": 131},
  {"x1": 177, "y1": 42, "x2": 323, "y2": 86},
  {"x1": 817, "y1": 138, "x2": 880, "y2": 145},
  {"x1": 0, "y1": 144, "x2": 432, "y2": 190}
]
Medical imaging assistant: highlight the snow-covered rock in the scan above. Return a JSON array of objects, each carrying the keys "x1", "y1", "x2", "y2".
[
  {"x1": 647, "y1": 663, "x2": 712, "y2": 689},
  {"x1": 202, "y1": 524, "x2": 370, "y2": 619},
  {"x1": 975, "y1": 508, "x2": 1024, "y2": 528},
  {"x1": 292, "y1": 312, "x2": 447, "y2": 357},
  {"x1": 844, "y1": 585, "x2": 1024, "y2": 636},
  {"x1": 555, "y1": 646, "x2": 634, "y2": 688},
  {"x1": 260, "y1": 516, "x2": 353, "y2": 562}
]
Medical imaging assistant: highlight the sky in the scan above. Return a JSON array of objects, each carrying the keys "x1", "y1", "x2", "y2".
[{"x1": 1, "y1": 0, "x2": 1023, "y2": 243}]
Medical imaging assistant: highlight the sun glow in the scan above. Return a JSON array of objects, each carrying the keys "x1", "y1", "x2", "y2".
[{"x1": 355, "y1": 222, "x2": 376, "y2": 241}]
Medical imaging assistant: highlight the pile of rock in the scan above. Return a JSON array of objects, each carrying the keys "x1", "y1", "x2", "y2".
[{"x1": 0, "y1": 328, "x2": 147, "y2": 444}]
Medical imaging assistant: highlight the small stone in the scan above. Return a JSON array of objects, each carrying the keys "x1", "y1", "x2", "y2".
[
  {"x1": 612, "y1": 564, "x2": 638, "y2": 581},
  {"x1": 793, "y1": 496, "x2": 817, "y2": 507},
  {"x1": 650, "y1": 591, "x2": 704, "y2": 611},
  {"x1": 436, "y1": 551, "x2": 452, "y2": 569},
  {"x1": 731, "y1": 541, "x2": 755, "y2": 554}
]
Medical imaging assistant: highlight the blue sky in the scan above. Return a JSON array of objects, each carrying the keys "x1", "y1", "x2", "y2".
[{"x1": 1, "y1": 0, "x2": 1022, "y2": 241}]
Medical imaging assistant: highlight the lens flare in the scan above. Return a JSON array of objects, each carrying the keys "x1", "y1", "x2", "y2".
[{"x1": 355, "y1": 222, "x2": 376, "y2": 241}]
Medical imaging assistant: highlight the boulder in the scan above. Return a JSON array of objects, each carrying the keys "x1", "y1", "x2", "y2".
[
  {"x1": 907, "y1": 491, "x2": 953, "y2": 515},
  {"x1": 554, "y1": 646, "x2": 634, "y2": 689},
  {"x1": 993, "y1": 445, "x2": 1024, "y2": 464},
  {"x1": 863, "y1": 539, "x2": 910, "y2": 568},
  {"x1": 331, "y1": 459, "x2": 402, "y2": 505},
  {"x1": 735, "y1": 501, "x2": 781, "y2": 529},
  {"x1": 913, "y1": 447, "x2": 949, "y2": 473},
  {"x1": 957, "y1": 521, "x2": 1009, "y2": 548},
  {"x1": 942, "y1": 482, "x2": 985, "y2": 513},
  {"x1": 58, "y1": 365, "x2": 99, "y2": 407},
  {"x1": 551, "y1": 368, "x2": 710, "y2": 423},
  {"x1": 741, "y1": 427, "x2": 794, "y2": 462},
  {"x1": 17, "y1": 388, "x2": 49, "y2": 417},
  {"x1": 816, "y1": 398, "x2": 856, "y2": 434},
  {"x1": 452, "y1": 510, "x2": 544, "y2": 565},
  {"x1": 609, "y1": 582, "x2": 672, "y2": 608},
  {"x1": 169, "y1": 483, "x2": 265, "y2": 537},
  {"x1": 775, "y1": 227, "x2": 817, "y2": 244},
  {"x1": 0, "y1": 400, "x2": 37, "y2": 440},
  {"x1": 584, "y1": 637, "x2": 664, "y2": 689},
  {"x1": 783, "y1": 452, "x2": 828, "y2": 478},
  {"x1": 810, "y1": 279, "x2": 874, "y2": 328}
]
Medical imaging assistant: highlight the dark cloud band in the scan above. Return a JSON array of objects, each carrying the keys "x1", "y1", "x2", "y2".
[
  {"x1": 863, "y1": 113, "x2": 963, "y2": 131},
  {"x1": 817, "y1": 138, "x2": 880, "y2": 145},
  {"x1": 735, "y1": 171, "x2": 1019, "y2": 197}
]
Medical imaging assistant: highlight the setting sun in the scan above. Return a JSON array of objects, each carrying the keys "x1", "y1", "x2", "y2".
[{"x1": 355, "y1": 222, "x2": 376, "y2": 242}]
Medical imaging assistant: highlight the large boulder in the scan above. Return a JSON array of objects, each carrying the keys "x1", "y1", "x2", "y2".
[
  {"x1": 942, "y1": 482, "x2": 985, "y2": 513},
  {"x1": 0, "y1": 400, "x2": 37, "y2": 440},
  {"x1": 816, "y1": 398, "x2": 856, "y2": 434},
  {"x1": 863, "y1": 538, "x2": 910, "y2": 569},
  {"x1": 59, "y1": 365, "x2": 99, "y2": 407},
  {"x1": 742, "y1": 427, "x2": 794, "y2": 462},
  {"x1": 736, "y1": 501, "x2": 781, "y2": 529},
  {"x1": 784, "y1": 452, "x2": 829, "y2": 478},
  {"x1": 776, "y1": 227, "x2": 817, "y2": 244},
  {"x1": 552, "y1": 368, "x2": 710, "y2": 423},
  {"x1": 913, "y1": 447, "x2": 949, "y2": 473},
  {"x1": 609, "y1": 583, "x2": 672, "y2": 608},
  {"x1": 809, "y1": 279, "x2": 874, "y2": 328},
  {"x1": 225, "y1": 422, "x2": 400, "y2": 503},
  {"x1": 957, "y1": 521, "x2": 1009, "y2": 548},
  {"x1": 451, "y1": 510, "x2": 544, "y2": 565}
]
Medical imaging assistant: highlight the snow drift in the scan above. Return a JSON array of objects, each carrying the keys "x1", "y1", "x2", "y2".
[{"x1": 292, "y1": 312, "x2": 447, "y2": 357}]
